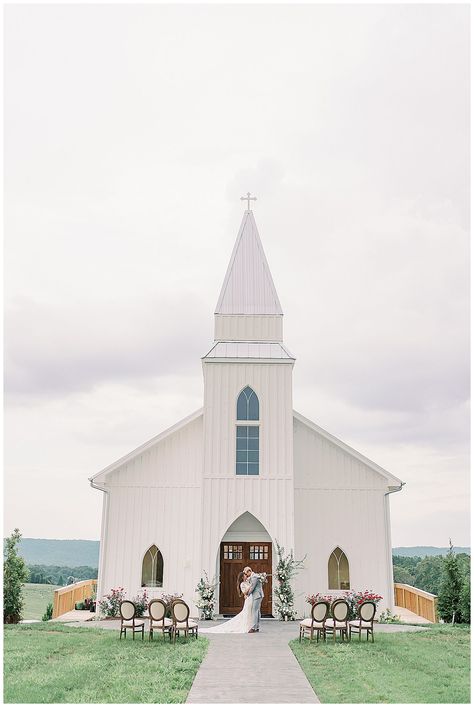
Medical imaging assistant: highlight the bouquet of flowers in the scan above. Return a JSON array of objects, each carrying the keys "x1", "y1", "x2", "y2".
[{"x1": 256, "y1": 572, "x2": 271, "y2": 584}]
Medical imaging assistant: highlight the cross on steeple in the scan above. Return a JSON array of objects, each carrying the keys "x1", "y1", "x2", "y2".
[{"x1": 240, "y1": 192, "x2": 257, "y2": 211}]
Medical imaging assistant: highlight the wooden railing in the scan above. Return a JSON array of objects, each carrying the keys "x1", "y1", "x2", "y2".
[
  {"x1": 394, "y1": 583, "x2": 438, "y2": 623},
  {"x1": 53, "y1": 579, "x2": 97, "y2": 619}
]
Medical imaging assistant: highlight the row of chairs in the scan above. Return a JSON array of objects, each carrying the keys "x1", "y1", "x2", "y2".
[
  {"x1": 119, "y1": 598, "x2": 198, "y2": 643},
  {"x1": 299, "y1": 599, "x2": 376, "y2": 643}
]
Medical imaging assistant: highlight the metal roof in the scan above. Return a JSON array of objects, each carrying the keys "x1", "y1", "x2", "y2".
[
  {"x1": 203, "y1": 341, "x2": 295, "y2": 360},
  {"x1": 215, "y1": 210, "x2": 283, "y2": 315}
]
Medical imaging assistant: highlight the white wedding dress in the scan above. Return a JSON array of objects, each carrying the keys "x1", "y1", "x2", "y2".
[{"x1": 200, "y1": 581, "x2": 253, "y2": 633}]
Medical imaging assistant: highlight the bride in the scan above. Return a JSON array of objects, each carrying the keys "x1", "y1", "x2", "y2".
[{"x1": 200, "y1": 571, "x2": 253, "y2": 633}]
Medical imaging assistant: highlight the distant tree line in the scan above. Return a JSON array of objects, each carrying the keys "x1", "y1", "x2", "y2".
[
  {"x1": 393, "y1": 543, "x2": 470, "y2": 623},
  {"x1": 27, "y1": 564, "x2": 98, "y2": 586}
]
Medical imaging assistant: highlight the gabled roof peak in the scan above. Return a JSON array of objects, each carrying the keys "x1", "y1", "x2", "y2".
[{"x1": 215, "y1": 211, "x2": 283, "y2": 316}]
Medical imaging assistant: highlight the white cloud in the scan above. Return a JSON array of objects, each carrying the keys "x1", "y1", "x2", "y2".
[{"x1": 4, "y1": 4, "x2": 469, "y2": 545}]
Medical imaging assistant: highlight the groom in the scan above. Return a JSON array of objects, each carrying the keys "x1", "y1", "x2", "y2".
[{"x1": 244, "y1": 566, "x2": 263, "y2": 633}]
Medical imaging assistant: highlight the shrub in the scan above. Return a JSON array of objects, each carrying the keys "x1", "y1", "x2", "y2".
[
  {"x1": 306, "y1": 590, "x2": 383, "y2": 620},
  {"x1": 3, "y1": 528, "x2": 29, "y2": 624},
  {"x1": 131, "y1": 589, "x2": 149, "y2": 617},
  {"x1": 42, "y1": 603, "x2": 53, "y2": 621},
  {"x1": 459, "y1": 574, "x2": 470, "y2": 624},
  {"x1": 438, "y1": 541, "x2": 463, "y2": 624},
  {"x1": 378, "y1": 608, "x2": 401, "y2": 623},
  {"x1": 161, "y1": 592, "x2": 183, "y2": 618},
  {"x1": 98, "y1": 587, "x2": 126, "y2": 617}
]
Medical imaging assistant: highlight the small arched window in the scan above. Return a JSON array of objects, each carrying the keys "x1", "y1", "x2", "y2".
[
  {"x1": 141, "y1": 545, "x2": 164, "y2": 587},
  {"x1": 328, "y1": 547, "x2": 350, "y2": 590},
  {"x1": 237, "y1": 386, "x2": 259, "y2": 421}
]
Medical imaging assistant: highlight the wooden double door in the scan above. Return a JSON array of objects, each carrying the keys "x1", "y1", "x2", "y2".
[{"x1": 219, "y1": 541, "x2": 273, "y2": 616}]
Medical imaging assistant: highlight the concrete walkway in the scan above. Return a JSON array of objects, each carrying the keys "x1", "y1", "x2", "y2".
[{"x1": 187, "y1": 619, "x2": 319, "y2": 704}]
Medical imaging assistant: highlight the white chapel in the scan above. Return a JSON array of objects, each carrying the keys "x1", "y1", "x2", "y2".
[{"x1": 90, "y1": 206, "x2": 403, "y2": 618}]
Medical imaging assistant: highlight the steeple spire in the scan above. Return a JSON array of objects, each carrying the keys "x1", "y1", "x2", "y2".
[{"x1": 215, "y1": 210, "x2": 282, "y2": 316}]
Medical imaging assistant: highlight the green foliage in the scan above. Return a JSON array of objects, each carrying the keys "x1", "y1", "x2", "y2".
[
  {"x1": 195, "y1": 571, "x2": 219, "y2": 619},
  {"x1": 274, "y1": 541, "x2": 305, "y2": 621},
  {"x1": 459, "y1": 573, "x2": 470, "y2": 624},
  {"x1": 392, "y1": 552, "x2": 470, "y2": 599},
  {"x1": 392, "y1": 565, "x2": 415, "y2": 585},
  {"x1": 438, "y1": 541, "x2": 464, "y2": 623},
  {"x1": 4, "y1": 528, "x2": 29, "y2": 624},
  {"x1": 27, "y1": 564, "x2": 97, "y2": 585},
  {"x1": 4, "y1": 623, "x2": 208, "y2": 703},
  {"x1": 393, "y1": 554, "x2": 422, "y2": 572},
  {"x1": 291, "y1": 624, "x2": 470, "y2": 704},
  {"x1": 412, "y1": 555, "x2": 445, "y2": 595},
  {"x1": 42, "y1": 603, "x2": 53, "y2": 621},
  {"x1": 378, "y1": 608, "x2": 401, "y2": 623}
]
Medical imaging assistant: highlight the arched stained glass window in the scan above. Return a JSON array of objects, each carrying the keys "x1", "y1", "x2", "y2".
[
  {"x1": 237, "y1": 386, "x2": 259, "y2": 421},
  {"x1": 141, "y1": 545, "x2": 164, "y2": 587},
  {"x1": 328, "y1": 547, "x2": 350, "y2": 590}
]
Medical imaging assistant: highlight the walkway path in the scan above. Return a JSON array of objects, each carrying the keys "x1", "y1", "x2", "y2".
[
  {"x1": 187, "y1": 619, "x2": 318, "y2": 704},
  {"x1": 394, "y1": 605, "x2": 432, "y2": 624}
]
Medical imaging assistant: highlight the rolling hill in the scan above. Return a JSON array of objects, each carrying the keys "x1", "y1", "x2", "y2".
[
  {"x1": 393, "y1": 546, "x2": 470, "y2": 557},
  {"x1": 15, "y1": 538, "x2": 100, "y2": 567}
]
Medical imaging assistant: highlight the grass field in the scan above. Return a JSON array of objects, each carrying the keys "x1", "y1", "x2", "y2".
[
  {"x1": 291, "y1": 624, "x2": 470, "y2": 703},
  {"x1": 21, "y1": 584, "x2": 60, "y2": 621},
  {"x1": 4, "y1": 623, "x2": 208, "y2": 703}
]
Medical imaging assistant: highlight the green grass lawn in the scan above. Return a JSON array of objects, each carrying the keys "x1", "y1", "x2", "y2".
[
  {"x1": 4, "y1": 623, "x2": 208, "y2": 703},
  {"x1": 291, "y1": 625, "x2": 470, "y2": 703},
  {"x1": 21, "y1": 584, "x2": 60, "y2": 620}
]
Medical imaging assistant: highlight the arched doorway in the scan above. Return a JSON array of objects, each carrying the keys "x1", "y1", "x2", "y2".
[{"x1": 219, "y1": 512, "x2": 273, "y2": 616}]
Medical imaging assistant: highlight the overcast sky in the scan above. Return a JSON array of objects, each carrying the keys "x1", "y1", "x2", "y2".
[{"x1": 5, "y1": 4, "x2": 469, "y2": 546}]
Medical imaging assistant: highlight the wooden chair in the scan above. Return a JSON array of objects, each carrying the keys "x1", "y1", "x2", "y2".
[
  {"x1": 171, "y1": 599, "x2": 198, "y2": 642},
  {"x1": 299, "y1": 601, "x2": 330, "y2": 642},
  {"x1": 119, "y1": 600, "x2": 145, "y2": 640},
  {"x1": 349, "y1": 600, "x2": 376, "y2": 642},
  {"x1": 148, "y1": 599, "x2": 172, "y2": 641},
  {"x1": 325, "y1": 599, "x2": 349, "y2": 642}
]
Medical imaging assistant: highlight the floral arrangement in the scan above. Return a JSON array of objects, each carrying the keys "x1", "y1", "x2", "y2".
[
  {"x1": 256, "y1": 572, "x2": 271, "y2": 584},
  {"x1": 274, "y1": 541, "x2": 306, "y2": 621},
  {"x1": 306, "y1": 589, "x2": 383, "y2": 621},
  {"x1": 195, "y1": 572, "x2": 219, "y2": 620},
  {"x1": 98, "y1": 587, "x2": 126, "y2": 617},
  {"x1": 131, "y1": 589, "x2": 149, "y2": 617}
]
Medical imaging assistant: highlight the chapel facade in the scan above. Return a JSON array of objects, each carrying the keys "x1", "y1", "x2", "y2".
[{"x1": 91, "y1": 208, "x2": 403, "y2": 617}]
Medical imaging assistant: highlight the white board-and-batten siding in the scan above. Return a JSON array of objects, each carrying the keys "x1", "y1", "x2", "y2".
[
  {"x1": 292, "y1": 415, "x2": 395, "y2": 615},
  {"x1": 95, "y1": 414, "x2": 204, "y2": 610},
  {"x1": 200, "y1": 359, "x2": 295, "y2": 587}
]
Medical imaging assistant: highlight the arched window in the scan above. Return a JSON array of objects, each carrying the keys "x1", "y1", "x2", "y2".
[
  {"x1": 141, "y1": 545, "x2": 164, "y2": 587},
  {"x1": 237, "y1": 386, "x2": 259, "y2": 421},
  {"x1": 328, "y1": 547, "x2": 350, "y2": 590},
  {"x1": 236, "y1": 387, "x2": 259, "y2": 475}
]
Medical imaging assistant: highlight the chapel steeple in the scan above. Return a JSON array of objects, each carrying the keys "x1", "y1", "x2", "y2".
[{"x1": 213, "y1": 209, "x2": 285, "y2": 343}]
